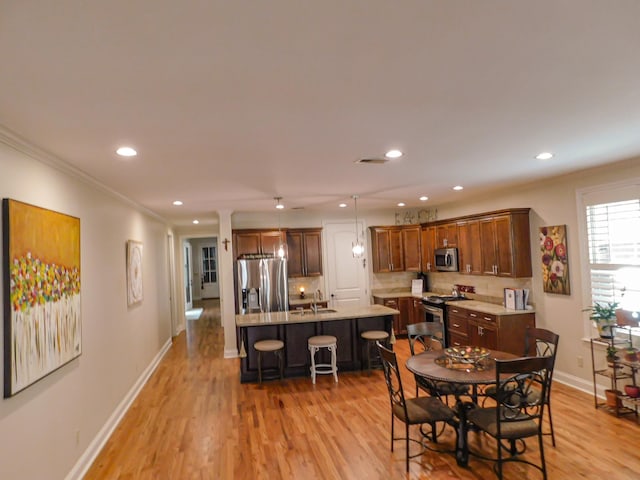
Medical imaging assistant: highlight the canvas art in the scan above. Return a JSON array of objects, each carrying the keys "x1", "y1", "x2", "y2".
[
  {"x1": 2, "y1": 199, "x2": 81, "y2": 397},
  {"x1": 127, "y1": 240, "x2": 143, "y2": 306},
  {"x1": 540, "y1": 224, "x2": 570, "y2": 295}
]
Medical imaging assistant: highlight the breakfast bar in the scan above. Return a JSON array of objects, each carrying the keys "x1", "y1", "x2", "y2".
[{"x1": 236, "y1": 305, "x2": 399, "y2": 382}]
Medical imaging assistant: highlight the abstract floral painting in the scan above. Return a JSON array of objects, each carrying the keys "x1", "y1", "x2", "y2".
[
  {"x1": 2, "y1": 199, "x2": 81, "y2": 397},
  {"x1": 539, "y1": 224, "x2": 570, "y2": 295}
]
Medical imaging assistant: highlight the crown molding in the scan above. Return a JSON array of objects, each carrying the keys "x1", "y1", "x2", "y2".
[{"x1": 0, "y1": 124, "x2": 167, "y2": 223}]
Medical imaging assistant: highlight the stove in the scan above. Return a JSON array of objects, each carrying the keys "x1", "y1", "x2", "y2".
[
  {"x1": 420, "y1": 295, "x2": 468, "y2": 346},
  {"x1": 422, "y1": 295, "x2": 468, "y2": 306}
]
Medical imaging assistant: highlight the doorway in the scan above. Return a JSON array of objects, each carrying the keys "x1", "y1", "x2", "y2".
[
  {"x1": 184, "y1": 241, "x2": 193, "y2": 312},
  {"x1": 323, "y1": 221, "x2": 369, "y2": 307}
]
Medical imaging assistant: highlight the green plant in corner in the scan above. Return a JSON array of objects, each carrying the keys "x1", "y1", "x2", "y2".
[{"x1": 583, "y1": 301, "x2": 619, "y2": 338}]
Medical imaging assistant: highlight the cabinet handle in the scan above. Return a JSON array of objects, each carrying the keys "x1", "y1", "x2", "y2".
[
  {"x1": 453, "y1": 323, "x2": 461, "y2": 328},
  {"x1": 484, "y1": 316, "x2": 493, "y2": 322},
  {"x1": 427, "y1": 262, "x2": 431, "y2": 271},
  {"x1": 469, "y1": 313, "x2": 477, "y2": 318},
  {"x1": 451, "y1": 309, "x2": 459, "y2": 313},
  {"x1": 478, "y1": 326, "x2": 484, "y2": 336}
]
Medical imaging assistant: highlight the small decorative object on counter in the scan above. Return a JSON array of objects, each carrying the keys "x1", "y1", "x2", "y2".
[{"x1": 299, "y1": 287, "x2": 305, "y2": 299}]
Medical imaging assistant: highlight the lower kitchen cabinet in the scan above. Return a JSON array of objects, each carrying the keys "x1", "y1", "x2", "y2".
[{"x1": 446, "y1": 305, "x2": 535, "y2": 355}]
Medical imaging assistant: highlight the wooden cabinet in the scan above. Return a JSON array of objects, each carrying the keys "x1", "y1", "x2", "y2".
[
  {"x1": 287, "y1": 228, "x2": 323, "y2": 277},
  {"x1": 457, "y1": 220, "x2": 482, "y2": 275},
  {"x1": 370, "y1": 227, "x2": 403, "y2": 272},
  {"x1": 446, "y1": 305, "x2": 469, "y2": 347},
  {"x1": 446, "y1": 305, "x2": 536, "y2": 355},
  {"x1": 402, "y1": 226, "x2": 421, "y2": 272},
  {"x1": 436, "y1": 223, "x2": 457, "y2": 248},
  {"x1": 478, "y1": 210, "x2": 532, "y2": 278},
  {"x1": 370, "y1": 225, "x2": 421, "y2": 273},
  {"x1": 421, "y1": 225, "x2": 436, "y2": 272},
  {"x1": 373, "y1": 295, "x2": 421, "y2": 335},
  {"x1": 233, "y1": 229, "x2": 286, "y2": 259}
]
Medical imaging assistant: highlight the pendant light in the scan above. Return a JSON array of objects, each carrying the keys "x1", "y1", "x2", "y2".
[
  {"x1": 274, "y1": 197, "x2": 286, "y2": 258},
  {"x1": 352, "y1": 195, "x2": 364, "y2": 257}
]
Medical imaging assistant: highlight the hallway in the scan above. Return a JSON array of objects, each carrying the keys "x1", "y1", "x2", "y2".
[{"x1": 83, "y1": 303, "x2": 640, "y2": 479}]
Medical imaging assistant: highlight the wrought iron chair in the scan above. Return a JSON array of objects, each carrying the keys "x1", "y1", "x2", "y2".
[
  {"x1": 483, "y1": 327, "x2": 559, "y2": 446},
  {"x1": 377, "y1": 342, "x2": 456, "y2": 472},
  {"x1": 407, "y1": 322, "x2": 470, "y2": 403},
  {"x1": 467, "y1": 355, "x2": 554, "y2": 480}
]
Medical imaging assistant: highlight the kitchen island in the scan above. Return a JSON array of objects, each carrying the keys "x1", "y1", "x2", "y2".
[{"x1": 236, "y1": 304, "x2": 399, "y2": 383}]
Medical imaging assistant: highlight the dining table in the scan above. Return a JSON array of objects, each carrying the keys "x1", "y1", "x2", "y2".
[{"x1": 405, "y1": 348, "x2": 517, "y2": 466}]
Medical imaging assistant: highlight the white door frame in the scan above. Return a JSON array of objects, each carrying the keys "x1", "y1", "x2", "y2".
[{"x1": 184, "y1": 241, "x2": 193, "y2": 311}]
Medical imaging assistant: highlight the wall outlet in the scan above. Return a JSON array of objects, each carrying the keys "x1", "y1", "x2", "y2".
[{"x1": 577, "y1": 356, "x2": 584, "y2": 368}]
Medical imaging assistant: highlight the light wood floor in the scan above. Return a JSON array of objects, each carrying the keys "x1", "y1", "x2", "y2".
[{"x1": 84, "y1": 301, "x2": 640, "y2": 479}]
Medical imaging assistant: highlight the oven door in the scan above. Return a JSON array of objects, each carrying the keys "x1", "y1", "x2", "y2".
[{"x1": 422, "y1": 303, "x2": 444, "y2": 324}]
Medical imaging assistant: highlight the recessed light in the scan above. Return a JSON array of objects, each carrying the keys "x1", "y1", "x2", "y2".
[
  {"x1": 453, "y1": 185, "x2": 464, "y2": 191},
  {"x1": 276, "y1": 204, "x2": 284, "y2": 210},
  {"x1": 385, "y1": 149, "x2": 403, "y2": 159},
  {"x1": 536, "y1": 152, "x2": 553, "y2": 160},
  {"x1": 173, "y1": 200, "x2": 183, "y2": 206},
  {"x1": 339, "y1": 203, "x2": 347, "y2": 208},
  {"x1": 397, "y1": 202, "x2": 406, "y2": 207},
  {"x1": 192, "y1": 220, "x2": 199, "y2": 224},
  {"x1": 116, "y1": 146, "x2": 137, "y2": 157},
  {"x1": 419, "y1": 196, "x2": 428, "y2": 201}
]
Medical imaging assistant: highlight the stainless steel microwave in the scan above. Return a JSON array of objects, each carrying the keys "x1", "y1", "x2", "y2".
[{"x1": 434, "y1": 247, "x2": 459, "y2": 272}]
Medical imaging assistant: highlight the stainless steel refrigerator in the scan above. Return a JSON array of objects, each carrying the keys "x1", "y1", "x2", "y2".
[{"x1": 236, "y1": 258, "x2": 288, "y2": 314}]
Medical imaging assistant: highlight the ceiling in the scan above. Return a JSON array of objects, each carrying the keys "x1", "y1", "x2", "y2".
[{"x1": 2, "y1": 1, "x2": 640, "y2": 227}]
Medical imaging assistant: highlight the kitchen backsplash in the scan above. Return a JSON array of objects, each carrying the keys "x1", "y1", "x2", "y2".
[
  {"x1": 371, "y1": 271, "x2": 533, "y2": 307},
  {"x1": 288, "y1": 277, "x2": 324, "y2": 301}
]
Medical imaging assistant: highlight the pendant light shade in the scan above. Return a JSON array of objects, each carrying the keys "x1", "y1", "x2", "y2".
[
  {"x1": 352, "y1": 195, "x2": 364, "y2": 257},
  {"x1": 275, "y1": 197, "x2": 286, "y2": 258}
]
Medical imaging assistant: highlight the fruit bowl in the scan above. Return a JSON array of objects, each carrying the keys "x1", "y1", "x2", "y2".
[{"x1": 444, "y1": 345, "x2": 490, "y2": 364}]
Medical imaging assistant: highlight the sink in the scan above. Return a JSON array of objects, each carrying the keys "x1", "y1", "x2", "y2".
[{"x1": 290, "y1": 308, "x2": 337, "y2": 315}]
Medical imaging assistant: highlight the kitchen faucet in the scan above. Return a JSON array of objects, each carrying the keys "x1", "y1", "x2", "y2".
[{"x1": 311, "y1": 289, "x2": 322, "y2": 313}]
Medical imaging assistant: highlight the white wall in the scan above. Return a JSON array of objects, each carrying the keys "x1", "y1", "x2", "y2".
[
  {"x1": 0, "y1": 137, "x2": 172, "y2": 479},
  {"x1": 433, "y1": 157, "x2": 640, "y2": 390}
]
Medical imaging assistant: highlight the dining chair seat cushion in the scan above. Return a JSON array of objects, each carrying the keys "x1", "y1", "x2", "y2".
[
  {"x1": 484, "y1": 383, "x2": 540, "y2": 404},
  {"x1": 467, "y1": 406, "x2": 538, "y2": 440},
  {"x1": 254, "y1": 339, "x2": 284, "y2": 352},
  {"x1": 361, "y1": 330, "x2": 389, "y2": 341},
  {"x1": 392, "y1": 396, "x2": 455, "y2": 425}
]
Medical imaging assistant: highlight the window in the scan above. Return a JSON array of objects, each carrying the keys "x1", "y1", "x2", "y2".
[{"x1": 585, "y1": 195, "x2": 640, "y2": 313}]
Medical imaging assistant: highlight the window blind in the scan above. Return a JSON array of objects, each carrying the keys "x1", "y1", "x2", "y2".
[{"x1": 586, "y1": 199, "x2": 640, "y2": 309}]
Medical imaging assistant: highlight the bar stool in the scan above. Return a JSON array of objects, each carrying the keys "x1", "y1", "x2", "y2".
[
  {"x1": 308, "y1": 335, "x2": 338, "y2": 384},
  {"x1": 254, "y1": 339, "x2": 284, "y2": 383},
  {"x1": 361, "y1": 330, "x2": 390, "y2": 372}
]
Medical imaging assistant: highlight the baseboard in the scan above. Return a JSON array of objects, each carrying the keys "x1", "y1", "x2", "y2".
[
  {"x1": 64, "y1": 338, "x2": 173, "y2": 480},
  {"x1": 224, "y1": 347, "x2": 239, "y2": 359},
  {"x1": 553, "y1": 369, "x2": 603, "y2": 398}
]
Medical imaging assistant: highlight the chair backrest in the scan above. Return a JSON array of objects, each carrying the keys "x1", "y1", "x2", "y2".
[
  {"x1": 377, "y1": 342, "x2": 409, "y2": 418},
  {"x1": 524, "y1": 327, "x2": 559, "y2": 360},
  {"x1": 406, "y1": 322, "x2": 444, "y2": 356},
  {"x1": 493, "y1": 356, "x2": 554, "y2": 435}
]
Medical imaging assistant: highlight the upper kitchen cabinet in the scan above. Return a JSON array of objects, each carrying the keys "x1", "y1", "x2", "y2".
[
  {"x1": 478, "y1": 209, "x2": 532, "y2": 278},
  {"x1": 436, "y1": 222, "x2": 458, "y2": 248},
  {"x1": 232, "y1": 229, "x2": 286, "y2": 259},
  {"x1": 286, "y1": 228, "x2": 323, "y2": 277},
  {"x1": 370, "y1": 227, "x2": 404, "y2": 272},
  {"x1": 457, "y1": 219, "x2": 482, "y2": 275},
  {"x1": 370, "y1": 225, "x2": 422, "y2": 273},
  {"x1": 401, "y1": 225, "x2": 421, "y2": 272},
  {"x1": 421, "y1": 225, "x2": 436, "y2": 272}
]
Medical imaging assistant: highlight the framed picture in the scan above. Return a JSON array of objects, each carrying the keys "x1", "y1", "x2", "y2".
[
  {"x1": 126, "y1": 240, "x2": 143, "y2": 306},
  {"x1": 539, "y1": 224, "x2": 570, "y2": 295},
  {"x1": 2, "y1": 199, "x2": 81, "y2": 397}
]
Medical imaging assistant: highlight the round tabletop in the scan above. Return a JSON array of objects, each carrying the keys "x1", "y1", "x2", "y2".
[{"x1": 405, "y1": 349, "x2": 517, "y2": 385}]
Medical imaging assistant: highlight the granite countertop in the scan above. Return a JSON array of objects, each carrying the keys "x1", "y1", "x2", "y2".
[
  {"x1": 445, "y1": 300, "x2": 535, "y2": 316},
  {"x1": 236, "y1": 304, "x2": 400, "y2": 327},
  {"x1": 372, "y1": 290, "x2": 535, "y2": 315}
]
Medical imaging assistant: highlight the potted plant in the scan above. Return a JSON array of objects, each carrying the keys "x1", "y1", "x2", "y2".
[
  {"x1": 623, "y1": 347, "x2": 638, "y2": 363},
  {"x1": 584, "y1": 301, "x2": 619, "y2": 338},
  {"x1": 606, "y1": 345, "x2": 619, "y2": 363}
]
